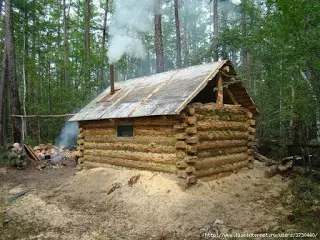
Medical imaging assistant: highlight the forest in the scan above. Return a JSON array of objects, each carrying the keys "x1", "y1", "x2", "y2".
[
  {"x1": 0, "y1": 0, "x2": 320, "y2": 238},
  {"x1": 0, "y1": 0, "x2": 319, "y2": 153}
]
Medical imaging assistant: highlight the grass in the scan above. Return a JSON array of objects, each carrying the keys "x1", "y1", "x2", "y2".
[
  {"x1": 0, "y1": 149, "x2": 9, "y2": 167},
  {"x1": 289, "y1": 177, "x2": 320, "y2": 233}
]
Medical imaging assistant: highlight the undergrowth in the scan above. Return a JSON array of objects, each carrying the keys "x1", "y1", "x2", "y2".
[{"x1": 290, "y1": 177, "x2": 320, "y2": 233}]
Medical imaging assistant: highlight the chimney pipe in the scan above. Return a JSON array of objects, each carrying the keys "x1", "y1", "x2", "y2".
[{"x1": 110, "y1": 64, "x2": 115, "y2": 95}]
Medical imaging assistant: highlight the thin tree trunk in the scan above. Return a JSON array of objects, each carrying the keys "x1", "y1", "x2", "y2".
[
  {"x1": 213, "y1": 0, "x2": 219, "y2": 61},
  {"x1": 300, "y1": 70, "x2": 320, "y2": 141},
  {"x1": 174, "y1": 0, "x2": 181, "y2": 68},
  {"x1": 100, "y1": 0, "x2": 109, "y2": 91},
  {"x1": 154, "y1": 0, "x2": 164, "y2": 73},
  {"x1": 84, "y1": 0, "x2": 91, "y2": 83},
  {"x1": 182, "y1": 0, "x2": 189, "y2": 67},
  {"x1": 63, "y1": 0, "x2": 69, "y2": 87}
]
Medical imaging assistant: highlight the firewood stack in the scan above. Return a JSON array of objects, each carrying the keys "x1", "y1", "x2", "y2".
[{"x1": 175, "y1": 104, "x2": 198, "y2": 185}]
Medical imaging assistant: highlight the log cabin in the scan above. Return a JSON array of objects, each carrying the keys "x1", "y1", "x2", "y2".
[{"x1": 70, "y1": 60, "x2": 259, "y2": 183}]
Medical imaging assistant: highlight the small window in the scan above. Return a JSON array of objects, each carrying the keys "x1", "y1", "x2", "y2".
[{"x1": 117, "y1": 125, "x2": 134, "y2": 137}]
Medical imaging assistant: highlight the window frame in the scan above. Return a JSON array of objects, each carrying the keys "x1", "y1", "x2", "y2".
[{"x1": 116, "y1": 124, "x2": 134, "y2": 138}]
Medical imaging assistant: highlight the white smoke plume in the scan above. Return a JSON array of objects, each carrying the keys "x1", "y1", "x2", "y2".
[
  {"x1": 55, "y1": 122, "x2": 78, "y2": 148},
  {"x1": 107, "y1": 0, "x2": 155, "y2": 64}
]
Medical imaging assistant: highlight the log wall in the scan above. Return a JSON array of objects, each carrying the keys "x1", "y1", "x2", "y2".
[
  {"x1": 189, "y1": 103, "x2": 255, "y2": 178},
  {"x1": 77, "y1": 102, "x2": 256, "y2": 181},
  {"x1": 78, "y1": 116, "x2": 179, "y2": 172}
]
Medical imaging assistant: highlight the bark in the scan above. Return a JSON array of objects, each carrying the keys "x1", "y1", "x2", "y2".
[
  {"x1": 174, "y1": 0, "x2": 181, "y2": 68},
  {"x1": 182, "y1": 0, "x2": 189, "y2": 66},
  {"x1": 83, "y1": 157, "x2": 177, "y2": 173},
  {"x1": 300, "y1": 70, "x2": 320, "y2": 141},
  {"x1": 63, "y1": 0, "x2": 69, "y2": 86},
  {"x1": 84, "y1": 0, "x2": 91, "y2": 81},
  {"x1": 195, "y1": 153, "x2": 248, "y2": 170},
  {"x1": 3, "y1": 0, "x2": 23, "y2": 143},
  {"x1": 213, "y1": 0, "x2": 219, "y2": 61},
  {"x1": 100, "y1": 0, "x2": 109, "y2": 91},
  {"x1": 154, "y1": 0, "x2": 164, "y2": 73},
  {"x1": 85, "y1": 149, "x2": 176, "y2": 164}
]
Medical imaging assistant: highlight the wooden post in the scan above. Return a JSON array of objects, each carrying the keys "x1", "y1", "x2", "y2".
[{"x1": 216, "y1": 73, "x2": 223, "y2": 105}]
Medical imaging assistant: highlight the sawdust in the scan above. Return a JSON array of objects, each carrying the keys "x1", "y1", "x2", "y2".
[{"x1": 1, "y1": 161, "x2": 289, "y2": 239}]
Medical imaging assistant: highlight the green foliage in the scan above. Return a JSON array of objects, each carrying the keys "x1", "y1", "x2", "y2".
[{"x1": 289, "y1": 177, "x2": 320, "y2": 232}]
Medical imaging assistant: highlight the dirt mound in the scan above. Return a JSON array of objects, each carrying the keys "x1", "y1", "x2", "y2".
[{"x1": 3, "y1": 161, "x2": 289, "y2": 239}]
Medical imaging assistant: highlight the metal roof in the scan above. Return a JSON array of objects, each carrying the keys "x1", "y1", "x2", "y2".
[{"x1": 70, "y1": 60, "x2": 258, "y2": 122}]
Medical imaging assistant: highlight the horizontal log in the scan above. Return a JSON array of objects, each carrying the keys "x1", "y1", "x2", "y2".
[
  {"x1": 248, "y1": 119, "x2": 256, "y2": 126},
  {"x1": 198, "y1": 140, "x2": 248, "y2": 150},
  {"x1": 248, "y1": 127, "x2": 256, "y2": 133},
  {"x1": 77, "y1": 139, "x2": 85, "y2": 145},
  {"x1": 230, "y1": 115, "x2": 249, "y2": 122},
  {"x1": 81, "y1": 118, "x2": 178, "y2": 128},
  {"x1": 185, "y1": 136, "x2": 199, "y2": 144},
  {"x1": 78, "y1": 151, "x2": 84, "y2": 157},
  {"x1": 84, "y1": 149, "x2": 176, "y2": 164},
  {"x1": 176, "y1": 150, "x2": 187, "y2": 159},
  {"x1": 248, "y1": 135, "x2": 255, "y2": 141},
  {"x1": 197, "y1": 147, "x2": 248, "y2": 158},
  {"x1": 186, "y1": 145, "x2": 197, "y2": 154},
  {"x1": 177, "y1": 170, "x2": 188, "y2": 179},
  {"x1": 134, "y1": 126, "x2": 175, "y2": 136},
  {"x1": 185, "y1": 127, "x2": 197, "y2": 135},
  {"x1": 83, "y1": 128, "x2": 115, "y2": 136},
  {"x1": 194, "y1": 160, "x2": 249, "y2": 177},
  {"x1": 83, "y1": 155, "x2": 177, "y2": 173},
  {"x1": 84, "y1": 135, "x2": 175, "y2": 145},
  {"x1": 197, "y1": 121, "x2": 249, "y2": 131},
  {"x1": 173, "y1": 123, "x2": 188, "y2": 129},
  {"x1": 175, "y1": 141, "x2": 187, "y2": 149},
  {"x1": 84, "y1": 141, "x2": 175, "y2": 154},
  {"x1": 194, "y1": 103, "x2": 249, "y2": 115},
  {"x1": 175, "y1": 133, "x2": 186, "y2": 140},
  {"x1": 185, "y1": 105, "x2": 195, "y2": 115},
  {"x1": 176, "y1": 161, "x2": 189, "y2": 169},
  {"x1": 133, "y1": 118, "x2": 179, "y2": 126},
  {"x1": 247, "y1": 141, "x2": 256, "y2": 147},
  {"x1": 198, "y1": 131, "x2": 249, "y2": 141},
  {"x1": 78, "y1": 157, "x2": 84, "y2": 164},
  {"x1": 184, "y1": 116, "x2": 197, "y2": 125},
  {"x1": 185, "y1": 166, "x2": 196, "y2": 173},
  {"x1": 184, "y1": 156, "x2": 198, "y2": 163},
  {"x1": 77, "y1": 145, "x2": 85, "y2": 151},
  {"x1": 195, "y1": 153, "x2": 248, "y2": 170}
]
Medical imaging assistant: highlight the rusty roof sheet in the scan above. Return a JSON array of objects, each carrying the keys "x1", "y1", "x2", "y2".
[{"x1": 70, "y1": 60, "x2": 258, "y2": 121}]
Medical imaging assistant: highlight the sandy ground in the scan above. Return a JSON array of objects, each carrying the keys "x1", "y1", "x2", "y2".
[{"x1": 0, "y1": 161, "x2": 290, "y2": 239}]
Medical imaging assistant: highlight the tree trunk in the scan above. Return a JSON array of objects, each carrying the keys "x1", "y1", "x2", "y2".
[
  {"x1": 213, "y1": 0, "x2": 219, "y2": 61},
  {"x1": 84, "y1": 0, "x2": 91, "y2": 83},
  {"x1": 63, "y1": 0, "x2": 69, "y2": 87},
  {"x1": 182, "y1": 0, "x2": 189, "y2": 67},
  {"x1": 174, "y1": 0, "x2": 181, "y2": 68},
  {"x1": 100, "y1": 0, "x2": 109, "y2": 91},
  {"x1": 5, "y1": 0, "x2": 23, "y2": 143},
  {"x1": 154, "y1": 0, "x2": 164, "y2": 73}
]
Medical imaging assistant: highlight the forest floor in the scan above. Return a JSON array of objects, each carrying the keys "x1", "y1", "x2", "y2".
[{"x1": 0, "y1": 159, "x2": 319, "y2": 240}]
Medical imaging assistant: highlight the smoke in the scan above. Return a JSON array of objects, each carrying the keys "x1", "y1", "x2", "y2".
[
  {"x1": 55, "y1": 122, "x2": 78, "y2": 147},
  {"x1": 107, "y1": 0, "x2": 155, "y2": 64}
]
